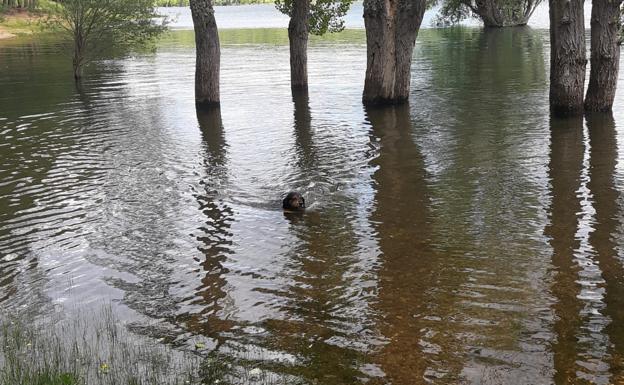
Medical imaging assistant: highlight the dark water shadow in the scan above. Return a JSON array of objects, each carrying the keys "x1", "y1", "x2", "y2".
[
  {"x1": 545, "y1": 115, "x2": 586, "y2": 384},
  {"x1": 291, "y1": 89, "x2": 315, "y2": 172},
  {"x1": 365, "y1": 104, "x2": 459, "y2": 383},
  {"x1": 175, "y1": 106, "x2": 235, "y2": 349},
  {"x1": 586, "y1": 113, "x2": 624, "y2": 381},
  {"x1": 547, "y1": 113, "x2": 624, "y2": 383}
]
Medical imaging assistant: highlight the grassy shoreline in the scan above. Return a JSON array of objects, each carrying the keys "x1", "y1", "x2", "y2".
[
  {"x1": 0, "y1": 305, "x2": 304, "y2": 385},
  {"x1": 0, "y1": 1, "x2": 277, "y2": 41},
  {"x1": 0, "y1": 8, "x2": 44, "y2": 40}
]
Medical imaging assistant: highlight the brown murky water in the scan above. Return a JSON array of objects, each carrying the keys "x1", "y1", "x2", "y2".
[{"x1": 1, "y1": 25, "x2": 624, "y2": 384}]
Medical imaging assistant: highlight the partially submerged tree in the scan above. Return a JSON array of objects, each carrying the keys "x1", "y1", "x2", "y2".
[
  {"x1": 363, "y1": 0, "x2": 427, "y2": 105},
  {"x1": 584, "y1": 0, "x2": 623, "y2": 112},
  {"x1": 436, "y1": 0, "x2": 542, "y2": 27},
  {"x1": 549, "y1": 0, "x2": 586, "y2": 115},
  {"x1": 46, "y1": 0, "x2": 166, "y2": 80},
  {"x1": 190, "y1": 0, "x2": 220, "y2": 106},
  {"x1": 280, "y1": 0, "x2": 310, "y2": 90},
  {"x1": 275, "y1": 0, "x2": 353, "y2": 90}
]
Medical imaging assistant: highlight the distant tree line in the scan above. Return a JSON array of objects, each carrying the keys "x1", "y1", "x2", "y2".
[
  {"x1": 155, "y1": 0, "x2": 190, "y2": 5},
  {"x1": 155, "y1": 0, "x2": 272, "y2": 6},
  {"x1": 1, "y1": 0, "x2": 39, "y2": 8},
  {"x1": 0, "y1": 0, "x2": 272, "y2": 10}
]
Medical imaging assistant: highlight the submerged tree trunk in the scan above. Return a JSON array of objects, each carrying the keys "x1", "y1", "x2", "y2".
[
  {"x1": 363, "y1": 0, "x2": 426, "y2": 105},
  {"x1": 549, "y1": 0, "x2": 586, "y2": 115},
  {"x1": 474, "y1": 0, "x2": 506, "y2": 26},
  {"x1": 289, "y1": 0, "x2": 310, "y2": 90},
  {"x1": 584, "y1": 0, "x2": 622, "y2": 112},
  {"x1": 447, "y1": 0, "x2": 540, "y2": 27},
  {"x1": 72, "y1": 57, "x2": 83, "y2": 80},
  {"x1": 469, "y1": 0, "x2": 539, "y2": 27},
  {"x1": 190, "y1": 0, "x2": 220, "y2": 106},
  {"x1": 72, "y1": 32, "x2": 85, "y2": 80}
]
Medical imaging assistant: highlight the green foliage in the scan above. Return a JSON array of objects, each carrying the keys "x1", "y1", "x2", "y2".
[
  {"x1": 43, "y1": 0, "x2": 167, "y2": 78},
  {"x1": 275, "y1": 0, "x2": 354, "y2": 35},
  {"x1": 214, "y1": 0, "x2": 274, "y2": 4},
  {"x1": 36, "y1": 0, "x2": 58, "y2": 12},
  {"x1": 154, "y1": 0, "x2": 190, "y2": 5},
  {"x1": 153, "y1": 0, "x2": 274, "y2": 6},
  {"x1": 308, "y1": 0, "x2": 352, "y2": 34},
  {"x1": 434, "y1": 0, "x2": 470, "y2": 26},
  {"x1": 434, "y1": 0, "x2": 542, "y2": 27},
  {"x1": 1, "y1": 0, "x2": 38, "y2": 9}
]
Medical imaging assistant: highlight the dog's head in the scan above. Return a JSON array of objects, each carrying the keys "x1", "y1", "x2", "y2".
[{"x1": 283, "y1": 192, "x2": 305, "y2": 210}]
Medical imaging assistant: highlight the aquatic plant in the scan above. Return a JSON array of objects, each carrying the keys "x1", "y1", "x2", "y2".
[
  {"x1": 0, "y1": 305, "x2": 307, "y2": 385},
  {"x1": 0, "y1": 306, "x2": 199, "y2": 385}
]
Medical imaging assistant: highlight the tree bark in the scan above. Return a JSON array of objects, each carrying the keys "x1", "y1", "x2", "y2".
[
  {"x1": 474, "y1": 0, "x2": 506, "y2": 27},
  {"x1": 462, "y1": 0, "x2": 537, "y2": 27},
  {"x1": 584, "y1": 0, "x2": 622, "y2": 112},
  {"x1": 72, "y1": 32, "x2": 85, "y2": 80},
  {"x1": 190, "y1": 0, "x2": 220, "y2": 107},
  {"x1": 288, "y1": 0, "x2": 310, "y2": 91},
  {"x1": 549, "y1": 0, "x2": 586, "y2": 116},
  {"x1": 363, "y1": 0, "x2": 426, "y2": 105},
  {"x1": 73, "y1": 58, "x2": 83, "y2": 80}
]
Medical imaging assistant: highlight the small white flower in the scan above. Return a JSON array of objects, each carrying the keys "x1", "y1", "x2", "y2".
[{"x1": 249, "y1": 368, "x2": 262, "y2": 377}]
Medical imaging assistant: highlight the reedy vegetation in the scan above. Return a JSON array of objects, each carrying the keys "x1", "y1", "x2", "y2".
[
  {"x1": 0, "y1": 306, "x2": 305, "y2": 385},
  {"x1": 0, "y1": 307, "x2": 199, "y2": 385}
]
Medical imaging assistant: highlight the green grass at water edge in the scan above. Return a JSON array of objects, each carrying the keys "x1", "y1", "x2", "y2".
[
  {"x1": 0, "y1": 307, "x2": 198, "y2": 385},
  {"x1": 0, "y1": 305, "x2": 307, "y2": 385}
]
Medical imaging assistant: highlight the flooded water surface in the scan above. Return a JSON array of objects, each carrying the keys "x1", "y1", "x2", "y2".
[{"x1": 1, "y1": 18, "x2": 624, "y2": 385}]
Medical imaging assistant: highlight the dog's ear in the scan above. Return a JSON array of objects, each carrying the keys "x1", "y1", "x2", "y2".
[
  {"x1": 282, "y1": 196, "x2": 290, "y2": 209},
  {"x1": 300, "y1": 197, "x2": 305, "y2": 208}
]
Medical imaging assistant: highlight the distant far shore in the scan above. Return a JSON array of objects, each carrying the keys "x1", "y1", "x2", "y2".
[
  {"x1": 0, "y1": 9, "x2": 40, "y2": 40},
  {"x1": 155, "y1": 0, "x2": 273, "y2": 6},
  {"x1": 0, "y1": 2, "x2": 280, "y2": 40},
  {"x1": 0, "y1": 29, "x2": 15, "y2": 39}
]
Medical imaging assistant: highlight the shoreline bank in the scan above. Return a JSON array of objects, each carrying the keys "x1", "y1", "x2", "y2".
[
  {"x1": 0, "y1": 10, "x2": 39, "y2": 40},
  {"x1": 0, "y1": 29, "x2": 16, "y2": 40}
]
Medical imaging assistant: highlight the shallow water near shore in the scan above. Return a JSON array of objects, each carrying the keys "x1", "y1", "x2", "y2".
[{"x1": 2, "y1": 23, "x2": 624, "y2": 384}]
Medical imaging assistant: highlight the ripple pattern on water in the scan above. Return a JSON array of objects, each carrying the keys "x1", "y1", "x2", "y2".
[{"x1": 1, "y1": 27, "x2": 624, "y2": 385}]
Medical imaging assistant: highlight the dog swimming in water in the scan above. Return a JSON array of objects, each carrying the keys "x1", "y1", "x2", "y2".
[{"x1": 282, "y1": 192, "x2": 305, "y2": 212}]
